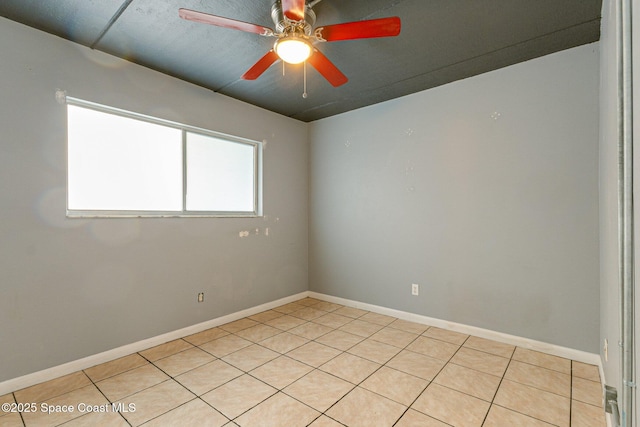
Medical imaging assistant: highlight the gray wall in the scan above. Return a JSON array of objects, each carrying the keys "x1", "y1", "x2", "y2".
[
  {"x1": 0, "y1": 18, "x2": 308, "y2": 382},
  {"x1": 0, "y1": 12, "x2": 606, "y2": 384},
  {"x1": 309, "y1": 44, "x2": 601, "y2": 352}
]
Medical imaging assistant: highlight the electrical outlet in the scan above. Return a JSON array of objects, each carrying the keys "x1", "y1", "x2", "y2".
[
  {"x1": 411, "y1": 283, "x2": 419, "y2": 296},
  {"x1": 197, "y1": 292, "x2": 204, "y2": 303}
]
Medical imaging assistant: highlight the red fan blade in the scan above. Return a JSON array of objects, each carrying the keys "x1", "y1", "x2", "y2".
[
  {"x1": 242, "y1": 50, "x2": 279, "y2": 80},
  {"x1": 307, "y1": 49, "x2": 348, "y2": 87},
  {"x1": 179, "y1": 8, "x2": 274, "y2": 36},
  {"x1": 282, "y1": 0, "x2": 306, "y2": 21},
  {"x1": 316, "y1": 17, "x2": 401, "y2": 42}
]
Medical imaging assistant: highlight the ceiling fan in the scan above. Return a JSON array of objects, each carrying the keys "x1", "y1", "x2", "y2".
[{"x1": 178, "y1": 0, "x2": 401, "y2": 89}]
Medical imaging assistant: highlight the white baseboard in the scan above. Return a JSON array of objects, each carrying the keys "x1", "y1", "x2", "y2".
[
  {"x1": 0, "y1": 291, "x2": 309, "y2": 396},
  {"x1": 308, "y1": 292, "x2": 603, "y2": 366},
  {"x1": 1, "y1": 290, "x2": 604, "y2": 398}
]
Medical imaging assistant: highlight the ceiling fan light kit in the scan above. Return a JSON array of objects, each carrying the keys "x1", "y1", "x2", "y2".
[
  {"x1": 274, "y1": 36, "x2": 312, "y2": 64},
  {"x1": 178, "y1": 0, "x2": 401, "y2": 92}
]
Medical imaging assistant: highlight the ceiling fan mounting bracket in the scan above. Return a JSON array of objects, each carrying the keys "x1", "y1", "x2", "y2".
[{"x1": 313, "y1": 27, "x2": 326, "y2": 42}]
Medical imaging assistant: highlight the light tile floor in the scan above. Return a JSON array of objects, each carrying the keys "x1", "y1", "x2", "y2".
[{"x1": 0, "y1": 297, "x2": 607, "y2": 427}]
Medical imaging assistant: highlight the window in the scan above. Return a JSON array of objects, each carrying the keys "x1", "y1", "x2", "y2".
[
  {"x1": 66, "y1": 99, "x2": 261, "y2": 217},
  {"x1": 186, "y1": 133, "x2": 255, "y2": 212}
]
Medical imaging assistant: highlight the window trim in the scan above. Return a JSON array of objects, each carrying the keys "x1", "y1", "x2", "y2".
[{"x1": 66, "y1": 97, "x2": 263, "y2": 218}]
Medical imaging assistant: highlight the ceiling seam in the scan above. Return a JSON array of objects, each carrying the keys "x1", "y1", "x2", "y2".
[
  {"x1": 363, "y1": 0, "x2": 409, "y2": 20},
  {"x1": 90, "y1": 0, "x2": 135, "y2": 49},
  {"x1": 391, "y1": 17, "x2": 602, "y2": 85},
  {"x1": 215, "y1": 78, "x2": 244, "y2": 93}
]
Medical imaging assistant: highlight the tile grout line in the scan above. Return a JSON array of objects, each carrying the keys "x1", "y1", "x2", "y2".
[
  {"x1": 111, "y1": 340, "x2": 239, "y2": 425},
  {"x1": 149, "y1": 336, "x2": 273, "y2": 425},
  {"x1": 569, "y1": 360, "x2": 573, "y2": 427},
  {"x1": 480, "y1": 345, "x2": 516, "y2": 426},
  {"x1": 234, "y1": 300, "x2": 356, "y2": 425},
  {"x1": 274, "y1": 299, "x2": 418, "y2": 425},
  {"x1": 14, "y1": 392, "x2": 26, "y2": 427},
  {"x1": 189, "y1": 301, "x2": 341, "y2": 425},
  {"x1": 392, "y1": 333, "x2": 470, "y2": 426},
  {"x1": 75, "y1": 367, "x2": 133, "y2": 427},
  {"x1": 486, "y1": 346, "x2": 568, "y2": 427},
  {"x1": 499, "y1": 361, "x2": 574, "y2": 400}
]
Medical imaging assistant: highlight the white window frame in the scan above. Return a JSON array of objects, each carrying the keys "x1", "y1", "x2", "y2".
[{"x1": 66, "y1": 98, "x2": 262, "y2": 218}]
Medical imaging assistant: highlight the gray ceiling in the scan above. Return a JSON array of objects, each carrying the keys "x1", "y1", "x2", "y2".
[{"x1": 1, "y1": 0, "x2": 602, "y2": 122}]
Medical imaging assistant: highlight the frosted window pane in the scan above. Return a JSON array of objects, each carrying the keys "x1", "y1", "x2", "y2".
[
  {"x1": 68, "y1": 105, "x2": 182, "y2": 211},
  {"x1": 186, "y1": 133, "x2": 255, "y2": 212}
]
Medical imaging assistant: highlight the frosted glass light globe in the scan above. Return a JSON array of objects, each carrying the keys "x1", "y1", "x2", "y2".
[{"x1": 275, "y1": 37, "x2": 312, "y2": 64}]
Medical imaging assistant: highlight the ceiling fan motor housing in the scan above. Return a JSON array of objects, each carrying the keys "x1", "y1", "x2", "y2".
[{"x1": 271, "y1": 0, "x2": 316, "y2": 35}]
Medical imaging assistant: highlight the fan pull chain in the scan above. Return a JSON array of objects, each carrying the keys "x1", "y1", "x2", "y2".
[
  {"x1": 282, "y1": 61, "x2": 286, "y2": 76},
  {"x1": 302, "y1": 61, "x2": 308, "y2": 98}
]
